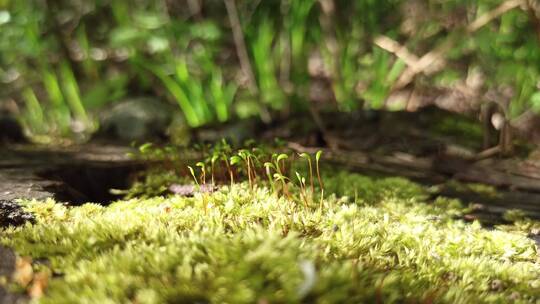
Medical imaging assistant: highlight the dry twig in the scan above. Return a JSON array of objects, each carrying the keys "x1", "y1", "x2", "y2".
[
  {"x1": 224, "y1": 0, "x2": 270, "y2": 122},
  {"x1": 374, "y1": 0, "x2": 526, "y2": 90}
]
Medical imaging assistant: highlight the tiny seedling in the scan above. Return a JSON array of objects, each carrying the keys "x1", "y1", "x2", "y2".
[
  {"x1": 234, "y1": 150, "x2": 257, "y2": 190},
  {"x1": 299, "y1": 152, "x2": 314, "y2": 202},
  {"x1": 273, "y1": 173, "x2": 290, "y2": 200},
  {"x1": 231, "y1": 152, "x2": 254, "y2": 190},
  {"x1": 222, "y1": 153, "x2": 234, "y2": 186},
  {"x1": 250, "y1": 148, "x2": 263, "y2": 181},
  {"x1": 273, "y1": 153, "x2": 291, "y2": 199},
  {"x1": 276, "y1": 153, "x2": 288, "y2": 171},
  {"x1": 189, "y1": 164, "x2": 208, "y2": 214},
  {"x1": 216, "y1": 140, "x2": 235, "y2": 186},
  {"x1": 136, "y1": 142, "x2": 161, "y2": 161},
  {"x1": 196, "y1": 162, "x2": 206, "y2": 185},
  {"x1": 264, "y1": 162, "x2": 277, "y2": 196},
  {"x1": 295, "y1": 171, "x2": 309, "y2": 208},
  {"x1": 138, "y1": 142, "x2": 154, "y2": 154},
  {"x1": 246, "y1": 152, "x2": 255, "y2": 189},
  {"x1": 210, "y1": 154, "x2": 219, "y2": 186},
  {"x1": 187, "y1": 166, "x2": 200, "y2": 187},
  {"x1": 315, "y1": 150, "x2": 324, "y2": 210}
]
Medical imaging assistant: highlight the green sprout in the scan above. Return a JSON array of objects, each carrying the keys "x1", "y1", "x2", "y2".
[
  {"x1": 299, "y1": 152, "x2": 314, "y2": 202},
  {"x1": 138, "y1": 142, "x2": 154, "y2": 154},
  {"x1": 187, "y1": 166, "x2": 199, "y2": 187},
  {"x1": 250, "y1": 148, "x2": 264, "y2": 180},
  {"x1": 231, "y1": 153, "x2": 249, "y2": 188},
  {"x1": 189, "y1": 163, "x2": 209, "y2": 214},
  {"x1": 295, "y1": 171, "x2": 309, "y2": 208},
  {"x1": 264, "y1": 162, "x2": 277, "y2": 196},
  {"x1": 223, "y1": 152, "x2": 234, "y2": 186},
  {"x1": 273, "y1": 172, "x2": 290, "y2": 200},
  {"x1": 216, "y1": 140, "x2": 235, "y2": 187},
  {"x1": 273, "y1": 153, "x2": 291, "y2": 199},
  {"x1": 196, "y1": 161, "x2": 206, "y2": 185},
  {"x1": 315, "y1": 150, "x2": 324, "y2": 210},
  {"x1": 210, "y1": 154, "x2": 219, "y2": 186},
  {"x1": 234, "y1": 149, "x2": 258, "y2": 190},
  {"x1": 276, "y1": 153, "x2": 288, "y2": 173}
]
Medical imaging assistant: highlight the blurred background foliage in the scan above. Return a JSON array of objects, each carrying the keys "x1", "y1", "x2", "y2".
[{"x1": 0, "y1": 0, "x2": 539, "y2": 143}]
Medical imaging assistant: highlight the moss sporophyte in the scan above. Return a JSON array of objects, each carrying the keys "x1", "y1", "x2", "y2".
[{"x1": 2, "y1": 143, "x2": 540, "y2": 303}]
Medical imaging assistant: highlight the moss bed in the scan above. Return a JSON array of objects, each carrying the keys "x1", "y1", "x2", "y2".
[{"x1": 2, "y1": 171, "x2": 540, "y2": 303}]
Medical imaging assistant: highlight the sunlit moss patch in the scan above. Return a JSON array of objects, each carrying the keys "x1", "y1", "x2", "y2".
[{"x1": 1, "y1": 172, "x2": 540, "y2": 303}]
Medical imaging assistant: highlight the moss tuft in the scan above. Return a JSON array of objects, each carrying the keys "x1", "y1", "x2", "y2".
[{"x1": 1, "y1": 171, "x2": 540, "y2": 303}]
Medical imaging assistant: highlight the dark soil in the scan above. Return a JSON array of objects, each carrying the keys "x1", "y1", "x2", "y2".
[{"x1": 0, "y1": 200, "x2": 35, "y2": 228}]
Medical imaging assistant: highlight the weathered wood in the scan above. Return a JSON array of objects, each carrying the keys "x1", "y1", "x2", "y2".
[
  {"x1": 438, "y1": 184, "x2": 540, "y2": 218},
  {"x1": 288, "y1": 142, "x2": 540, "y2": 219},
  {"x1": 288, "y1": 142, "x2": 540, "y2": 192},
  {"x1": 434, "y1": 156, "x2": 540, "y2": 193}
]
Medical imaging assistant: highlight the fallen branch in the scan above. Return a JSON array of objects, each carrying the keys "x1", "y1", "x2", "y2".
[
  {"x1": 224, "y1": 0, "x2": 258, "y2": 94},
  {"x1": 467, "y1": 0, "x2": 525, "y2": 32},
  {"x1": 373, "y1": 36, "x2": 419, "y2": 67},
  {"x1": 375, "y1": 0, "x2": 526, "y2": 90},
  {"x1": 224, "y1": 0, "x2": 271, "y2": 123}
]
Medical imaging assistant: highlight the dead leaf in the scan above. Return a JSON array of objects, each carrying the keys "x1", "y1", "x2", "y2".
[
  {"x1": 28, "y1": 271, "x2": 49, "y2": 299},
  {"x1": 13, "y1": 256, "x2": 33, "y2": 287},
  {"x1": 161, "y1": 204, "x2": 172, "y2": 213}
]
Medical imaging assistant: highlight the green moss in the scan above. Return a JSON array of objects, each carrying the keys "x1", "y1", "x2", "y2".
[
  {"x1": 466, "y1": 183, "x2": 501, "y2": 198},
  {"x1": 504, "y1": 209, "x2": 529, "y2": 223},
  {"x1": 498, "y1": 210, "x2": 540, "y2": 236},
  {"x1": 322, "y1": 170, "x2": 429, "y2": 204},
  {"x1": 124, "y1": 169, "x2": 189, "y2": 199},
  {"x1": 2, "y1": 171, "x2": 540, "y2": 303},
  {"x1": 445, "y1": 180, "x2": 502, "y2": 199},
  {"x1": 432, "y1": 116, "x2": 484, "y2": 148}
]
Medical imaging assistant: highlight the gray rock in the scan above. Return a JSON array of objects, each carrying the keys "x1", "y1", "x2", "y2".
[
  {"x1": 0, "y1": 245, "x2": 27, "y2": 304},
  {"x1": 98, "y1": 97, "x2": 179, "y2": 142}
]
